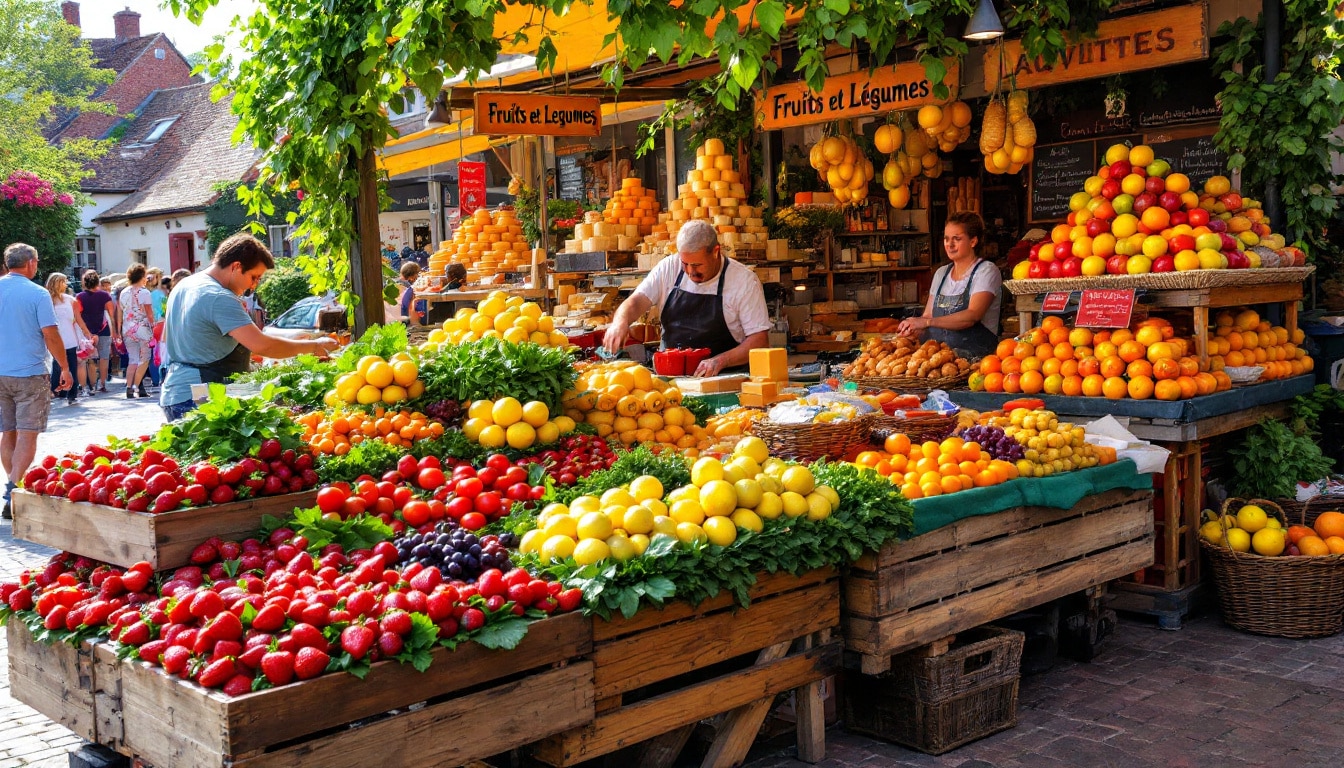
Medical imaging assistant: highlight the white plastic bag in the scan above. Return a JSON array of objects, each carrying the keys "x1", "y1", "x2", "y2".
[{"x1": 1083, "y1": 415, "x2": 1170, "y2": 474}]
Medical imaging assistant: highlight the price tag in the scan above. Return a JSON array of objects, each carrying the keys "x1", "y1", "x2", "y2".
[
  {"x1": 1075, "y1": 289, "x2": 1136, "y2": 328},
  {"x1": 1041, "y1": 292, "x2": 1071, "y2": 313}
]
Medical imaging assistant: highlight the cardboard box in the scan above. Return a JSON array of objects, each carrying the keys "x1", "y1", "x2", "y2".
[
  {"x1": 754, "y1": 267, "x2": 781, "y2": 284},
  {"x1": 791, "y1": 266, "x2": 810, "y2": 280},
  {"x1": 750, "y1": 348, "x2": 789, "y2": 382}
]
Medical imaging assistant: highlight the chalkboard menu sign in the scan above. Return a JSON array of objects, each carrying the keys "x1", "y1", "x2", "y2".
[
  {"x1": 1146, "y1": 132, "x2": 1229, "y2": 189},
  {"x1": 557, "y1": 155, "x2": 584, "y2": 201},
  {"x1": 1029, "y1": 141, "x2": 1097, "y2": 223}
]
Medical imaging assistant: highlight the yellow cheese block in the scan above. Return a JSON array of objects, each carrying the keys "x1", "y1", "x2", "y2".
[{"x1": 749, "y1": 348, "x2": 788, "y2": 382}]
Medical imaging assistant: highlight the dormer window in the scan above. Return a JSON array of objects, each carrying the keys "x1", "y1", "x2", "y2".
[{"x1": 141, "y1": 117, "x2": 177, "y2": 144}]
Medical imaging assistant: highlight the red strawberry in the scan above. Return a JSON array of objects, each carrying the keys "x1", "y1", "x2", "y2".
[
  {"x1": 161, "y1": 646, "x2": 192, "y2": 675},
  {"x1": 299, "y1": 603, "x2": 331, "y2": 628},
  {"x1": 209, "y1": 484, "x2": 237, "y2": 504},
  {"x1": 6, "y1": 588, "x2": 34, "y2": 611},
  {"x1": 119, "y1": 568, "x2": 150, "y2": 595},
  {"x1": 138, "y1": 639, "x2": 169, "y2": 665},
  {"x1": 289, "y1": 622, "x2": 326, "y2": 650},
  {"x1": 261, "y1": 651, "x2": 295, "y2": 686},
  {"x1": 238, "y1": 644, "x2": 267, "y2": 670},
  {"x1": 376, "y1": 631, "x2": 404, "y2": 657},
  {"x1": 425, "y1": 592, "x2": 455, "y2": 622},
  {"x1": 203, "y1": 611, "x2": 244, "y2": 642},
  {"x1": 344, "y1": 589, "x2": 376, "y2": 617},
  {"x1": 196, "y1": 657, "x2": 235, "y2": 689},
  {"x1": 250, "y1": 603, "x2": 286, "y2": 633},
  {"x1": 339, "y1": 625, "x2": 375, "y2": 659},
  {"x1": 408, "y1": 568, "x2": 441, "y2": 592},
  {"x1": 557, "y1": 588, "x2": 583, "y2": 613},
  {"x1": 211, "y1": 640, "x2": 243, "y2": 661},
  {"x1": 460, "y1": 608, "x2": 485, "y2": 632},
  {"x1": 222, "y1": 673, "x2": 254, "y2": 697},
  {"x1": 379, "y1": 610, "x2": 412, "y2": 636},
  {"x1": 117, "y1": 620, "x2": 151, "y2": 646},
  {"x1": 189, "y1": 590, "x2": 225, "y2": 619},
  {"x1": 98, "y1": 574, "x2": 125, "y2": 599},
  {"x1": 293, "y1": 646, "x2": 329, "y2": 681}
]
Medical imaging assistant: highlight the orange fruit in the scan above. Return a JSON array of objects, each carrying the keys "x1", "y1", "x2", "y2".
[
  {"x1": 1069, "y1": 328, "x2": 1094, "y2": 347},
  {"x1": 1013, "y1": 341, "x2": 1036, "y2": 360},
  {"x1": 1314, "y1": 511, "x2": 1344, "y2": 539},
  {"x1": 940, "y1": 475, "x2": 963, "y2": 495},
  {"x1": 1021, "y1": 356, "x2": 1044, "y2": 373},
  {"x1": 1001, "y1": 356, "x2": 1022, "y2": 375},
  {"x1": 1062, "y1": 375, "x2": 1084, "y2": 396},
  {"x1": 1178, "y1": 358, "x2": 1200, "y2": 377},
  {"x1": 1048, "y1": 327, "x2": 1071, "y2": 346},
  {"x1": 1176, "y1": 376, "x2": 1198, "y2": 399},
  {"x1": 1326, "y1": 537, "x2": 1344, "y2": 555},
  {"x1": 1094, "y1": 341, "x2": 1119, "y2": 360},
  {"x1": 1134, "y1": 325, "x2": 1165, "y2": 346},
  {"x1": 1100, "y1": 356, "x2": 1127, "y2": 379},
  {"x1": 974, "y1": 469, "x2": 998, "y2": 487},
  {"x1": 1060, "y1": 359, "x2": 1080, "y2": 378},
  {"x1": 1110, "y1": 329, "x2": 1134, "y2": 345},
  {"x1": 1154, "y1": 380, "x2": 1183, "y2": 401},
  {"x1": 920, "y1": 481, "x2": 943, "y2": 498},
  {"x1": 1078, "y1": 356, "x2": 1101, "y2": 377},
  {"x1": 1194, "y1": 373, "x2": 1218, "y2": 396},
  {"x1": 1127, "y1": 360, "x2": 1154, "y2": 379},
  {"x1": 1081, "y1": 374, "x2": 1105, "y2": 397},
  {"x1": 1102, "y1": 377, "x2": 1128, "y2": 399},
  {"x1": 1146, "y1": 341, "x2": 1175, "y2": 362},
  {"x1": 1040, "y1": 316, "x2": 1065, "y2": 333},
  {"x1": 1287, "y1": 525, "x2": 1317, "y2": 545},
  {"x1": 1054, "y1": 342, "x2": 1075, "y2": 360},
  {"x1": 1298, "y1": 536, "x2": 1331, "y2": 556},
  {"x1": 1043, "y1": 373, "x2": 1064, "y2": 395},
  {"x1": 1035, "y1": 343, "x2": 1056, "y2": 361},
  {"x1": 856, "y1": 451, "x2": 883, "y2": 468},
  {"x1": 984, "y1": 372, "x2": 1005, "y2": 392},
  {"x1": 1041, "y1": 357, "x2": 1062, "y2": 376},
  {"x1": 1127, "y1": 376, "x2": 1154, "y2": 400},
  {"x1": 901, "y1": 482, "x2": 923, "y2": 500},
  {"x1": 1152, "y1": 358, "x2": 1181, "y2": 380},
  {"x1": 1003, "y1": 373, "x2": 1022, "y2": 394},
  {"x1": 1020, "y1": 370, "x2": 1044, "y2": 394},
  {"x1": 980, "y1": 355, "x2": 1003, "y2": 374},
  {"x1": 884, "y1": 433, "x2": 912, "y2": 455},
  {"x1": 1118, "y1": 340, "x2": 1146, "y2": 363},
  {"x1": 996, "y1": 339, "x2": 1017, "y2": 359},
  {"x1": 921, "y1": 441, "x2": 942, "y2": 460}
]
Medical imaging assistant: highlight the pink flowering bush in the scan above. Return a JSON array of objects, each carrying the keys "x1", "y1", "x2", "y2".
[{"x1": 0, "y1": 171, "x2": 81, "y2": 279}]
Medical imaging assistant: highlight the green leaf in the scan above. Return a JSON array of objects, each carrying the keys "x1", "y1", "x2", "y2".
[
  {"x1": 470, "y1": 615, "x2": 530, "y2": 650},
  {"x1": 756, "y1": 0, "x2": 786, "y2": 37}
]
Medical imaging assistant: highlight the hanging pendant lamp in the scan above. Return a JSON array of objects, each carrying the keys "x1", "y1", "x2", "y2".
[{"x1": 963, "y1": 0, "x2": 1004, "y2": 41}]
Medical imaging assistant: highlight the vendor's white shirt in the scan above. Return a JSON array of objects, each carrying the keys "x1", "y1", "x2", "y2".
[
  {"x1": 932, "y1": 260, "x2": 1003, "y2": 334},
  {"x1": 632, "y1": 256, "x2": 772, "y2": 343}
]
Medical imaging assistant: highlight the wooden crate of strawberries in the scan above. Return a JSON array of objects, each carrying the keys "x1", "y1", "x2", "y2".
[
  {"x1": 11, "y1": 490, "x2": 318, "y2": 572},
  {"x1": 531, "y1": 569, "x2": 840, "y2": 768},
  {"x1": 843, "y1": 488, "x2": 1154, "y2": 674},
  {"x1": 9, "y1": 613, "x2": 593, "y2": 768}
]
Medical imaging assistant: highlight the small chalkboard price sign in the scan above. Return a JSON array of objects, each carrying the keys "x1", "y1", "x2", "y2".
[
  {"x1": 1146, "y1": 132, "x2": 1229, "y2": 189},
  {"x1": 1076, "y1": 289, "x2": 1136, "y2": 328},
  {"x1": 1029, "y1": 140, "x2": 1096, "y2": 222}
]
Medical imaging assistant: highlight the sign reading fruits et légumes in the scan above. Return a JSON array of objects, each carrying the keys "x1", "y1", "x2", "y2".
[
  {"x1": 983, "y1": 2, "x2": 1209, "y2": 91},
  {"x1": 473, "y1": 92, "x2": 602, "y2": 137},
  {"x1": 756, "y1": 61, "x2": 959, "y2": 130}
]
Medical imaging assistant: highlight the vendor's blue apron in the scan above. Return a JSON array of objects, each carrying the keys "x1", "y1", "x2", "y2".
[
  {"x1": 927, "y1": 260, "x2": 1000, "y2": 359},
  {"x1": 660, "y1": 267, "x2": 739, "y2": 358}
]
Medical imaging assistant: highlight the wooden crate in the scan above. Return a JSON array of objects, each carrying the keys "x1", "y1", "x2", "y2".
[
  {"x1": 30, "y1": 612, "x2": 593, "y2": 768},
  {"x1": 532, "y1": 570, "x2": 841, "y2": 768},
  {"x1": 11, "y1": 489, "x2": 319, "y2": 570},
  {"x1": 843, "y1": 488, "x2": 1154, "y2": 674}
]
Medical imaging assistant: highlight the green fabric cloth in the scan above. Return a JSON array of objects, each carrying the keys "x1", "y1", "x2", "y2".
[{"x1": 910, "y1": 459, "x2": 1152, "y2": 536}]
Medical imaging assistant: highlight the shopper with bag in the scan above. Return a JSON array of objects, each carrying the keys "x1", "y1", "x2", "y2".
[
  {"x1": 119, "y1": 264, "x2": 156, "y2": 399},
  {"x1": 47, "y1": 273, "x2": 93, "y2": 406},
  {"x1": 74, "y1": 270, "x2": 118, "y2": 395}
]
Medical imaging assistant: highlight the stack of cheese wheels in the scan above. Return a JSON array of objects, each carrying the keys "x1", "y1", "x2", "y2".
[
  {"x1": 437, "y1": 208, "x2": 531, "y2": 281},
  {"x1": 604, "y1": 177, "x2": 661, "y2": 237},
  {"x1": 566, "y1": 210, "x2": 646, "y2": 254},
  {"x1": 640, "y1": 138, "x2": 769, "y2": 257}
]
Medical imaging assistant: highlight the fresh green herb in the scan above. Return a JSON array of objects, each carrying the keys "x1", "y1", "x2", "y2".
[
  {"x1": 1229, "y1": 419, "x2": 1335, "y2": 500},
  {"x1": 1290, "y1": 384, "x2": 1344, "y2": 437},
  {"x1": 149, "y1": 384, "x2": 303, "y2": 463},
  {"x1": 417, "y1": 338, "x2": 577, "y2": 411},
  {"x1": 316, "y1": 439, "x2": 401, "y2": 483},
  {"x1": 335, "y1": 323, "x2": 409, "y2": 373},
  {"x1": 681, "y1": 396, "x2": 714, "y2": 427},
  {"x1": 553, "y1": 446, "x2": 691, "y2": 506},
  {"x1": 408, "y1": 431, "x2": 487, "y2": 464},
  {"x1": 232, "y1": 354, "x2": 337, "y2": 409},
  {"x1": 260, "y1": 507, "x2": 395, "y2": 553}
]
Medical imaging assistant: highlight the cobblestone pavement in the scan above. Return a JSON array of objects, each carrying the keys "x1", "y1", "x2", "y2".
[{"x1": 4, "y1": 393, "x2": 1344, "y2": 768}]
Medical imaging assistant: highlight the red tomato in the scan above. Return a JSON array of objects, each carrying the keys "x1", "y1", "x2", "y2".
[
  {"x1": 341, "y1": 497, "x2": 367, "y2": 518},
  {"x1": 445, "y1": 497, "x2": 473, "y2": 519},
  {"x1": 316, "y1": 487, "x2": 348, "y2": 514},
  {"x1": 392, "y1": 486, "x2": 413, "y2": 509},
  {"x1": 476, "y1": 467, "x2": 500, "y2": 488},
  {"x1": 402, "y1": 501, "x2": 431, "y2": 527},
  {"x1": 417, "y1": 467, "x2": 445, "y2": 490},
  {"x1": 376, "y1": 481, "x2": 397, "y2": 499},
  {"x1": 418, "y1": 456, "x2": 442, "y2": 470},
  {"x1": 356, "y1": 481, "x2": 380, "y2": 506},
  {"x1": 460, "y1": 512, "x2": 487, "y2": 531},
  {"x1": 455, "y1": 477, "x2": 483, "y2": 498},
  {"x1": 374, "y1": 497, "x2": 396, "y2": 516},
  {"x1": 473, "y1": 492, "x2": 501, "y2": 516},
  {"x1": 426, "y1": 500, "x2": 446, "y2": 521},
  {"x1": 502, "y1": 466, "x2": 528, "y2": 487},
  {"x1": 485, "y1": 454, "x2": 511, "y2": 473}
]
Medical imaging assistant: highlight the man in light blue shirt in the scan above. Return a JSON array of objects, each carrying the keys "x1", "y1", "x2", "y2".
[
  {"x1": 159, "y1": 234, "x2": 337, "y2": 420},
  {"x1": 0, "y1": 243, "x2": 74, "y2": 518}
]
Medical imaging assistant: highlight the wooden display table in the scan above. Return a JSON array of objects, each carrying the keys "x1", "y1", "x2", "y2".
[
  {"x1": 8, "y1": 614, "x2": 592, "y2": 768},
  {"x1": 843, "y1": 488, "x2": 1154, "y2": 674},
  {"x1": 533, "y1": 570, "x2": 840, "y2": 768},
  {"x1": 11, "y1": 490, "x2": 319, "y2": 571}
]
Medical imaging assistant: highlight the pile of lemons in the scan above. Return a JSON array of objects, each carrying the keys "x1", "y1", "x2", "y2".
[
  {"x1": 326, "y1": 353, "x2": 424, "y2": 407},
  {"x1": 1200, "y1": 503, "x2": 1286, "y2": 556},
  {"x1": 520, "y1": 437, "x2": 839, "y2": 566},
  {"x1": 423, "y1": 292, "x2": 569, "y2": 349},
  {"x1": 462, "y1": 396, "x2": 576, "y2": 450}
]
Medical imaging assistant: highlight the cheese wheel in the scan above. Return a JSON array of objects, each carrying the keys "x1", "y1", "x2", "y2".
[
  {"x1": 714, "y1": 154, "x2": 734, "y2": 172},
  {"x1": 719, "y1": 197, "x2": 739, "y2": 207},
  {"x1": 702, "y1": 168, "x2": 722, "y2": 182},
  {"x1": 695, "y1": 155, "x2": 712, "y2": 170}
]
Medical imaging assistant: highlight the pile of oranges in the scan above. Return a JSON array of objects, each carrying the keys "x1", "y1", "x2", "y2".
[
  {"x1": 855, "y1": 434, "x2": 1020, "y2": 500},
  {"x1": 298, "y1": 408, "x2": 446, "y2": 455},
  {"x1": 969, "y1": 316, "x2": 1232, "y2": 400},
  {"x1": 1287, "y1": 511, "x2": 1344, "y2": 556},
  {"x1": 1208, "y1": 309, "x2": 1312, "y2": 381}
]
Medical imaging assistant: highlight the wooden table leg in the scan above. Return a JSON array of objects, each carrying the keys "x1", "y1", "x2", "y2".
[
  {"x1": 794, "y1": 630, "x2": 829, "y2": 764},
  {"x1": 1019, "y1": 310, "x2": 1034, "y2": 335},
  {"x1": 1287, "y1": 300, "x2": 1299, "y2": 338},
  {"x1": 700, "y1": 641, "x2": 793, "y2": 768},
  {"x1": 1162, "y1": 447, "x2": 1181, "y2": 591},
  {"x1": 1193, "y1": 305, "x2": 1210, "y2": 372},
  {"x1": 1185, "y1": 440, "x2": 1203, "y2": 587}
]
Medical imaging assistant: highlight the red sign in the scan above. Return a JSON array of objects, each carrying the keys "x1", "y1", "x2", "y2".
[
  {"x1": 1041, "y1": 292, "x2": 1071, "y2": 313},
  {"x1": 1076, "y1": 289, "x2": 1136, "y2": 328},
  {"x1": 458, "y1": 161, "x2": 487, "y2": 218}
]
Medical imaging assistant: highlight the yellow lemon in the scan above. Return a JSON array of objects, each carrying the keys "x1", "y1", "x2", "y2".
[
  {"x1": 381, "y1": 385, "x2": 407, "y2": 404},
  {"x1": 630, "y1": 475, "x2": 664, "y2": 502},
  {"x1": 477, "y1": 424, "x2": 506, "y2": 448},
  {"x1": 479, "y1": 296, "x2": 505, "y2": 317},
  {"x1": 519, "y1": 529, "x2": 545, "y2": 554},
  {"x1": 522, "y1": 401, "x2": 550, "y2": 427},
  {"x1": 1225, "y1": 527, "x2": 1251, "y2": 552},
  {"x1": 548, "y1": 331, "x2": 568, "y2": 347},
  {"x1": 505, "y1": 422, "x2": 536, "y2": 450},
  {"x1": 781, "y1": 466, "x2": 816, "y2": 495},
  {"x1": 1199, "y1": 519, "x2": 1226, "y2": 545},
  {"x1": 364, "y1": 362, "x2": 394, "y2": 389},
  {"x1": 603, "y1": 505, "x2": 627, "y2": 531},
  {"x1": 731, "y1": 509, "x2": 764, "y2": 533},
  {"x1": 540, "y1": 534, "x2": 576, "y2": 562},
  {"x1": 572, "y1": 538, "x2": 611, "y2": 566},
  {"x1": 469, "y1": 313, "x2": 493, "y2": 334},
  {"x1": 622, "y1": 505, "x2": 655, "y2": 535},
  {"x1": 668, "y1": 484, "x2": 699, "y2": 504},
  {"x1": 407, "y1": 380, "x2": 425, "y2": 399},
  {"x1": 729, "y1": 455, "x2": 762, "y2": 479},
  {"x1": 553, "y1": 415, "x2": 576, "y2": 434},
  {"x1": 734, "y1": 435, "x2": 770, "y2": 464},
  {"x1": 652, "y1": 515, "x2": 678, "y2": 536},
  {"x1": 756, "y1": 474, "x2": 784, "y2": 496},
  {"x1": 699, "y1": 480, "x2": 738, "y2": 517},
  {"x1": 601, "y1": 488, "x2": 637, "y2": 508},
  {"x1": 1236, "y1": 505, "x2": 1268, "y2": 534},
  {"x1": 641, "y1": 498, "x2": 668, "y2": 518},
  {"x1": 1251, "y1": 527, "x2": 1286, "y2": 557},
  {"x1": 805, "y1": 492, "x2": 832, "y2": 521},
  {"x1": 462, "y1": 418, "x2": 489, "y2": 441},
  {"x1": 570, "y1": 495, "x2": 602, "y2": 515},
  {"x1": 815, "y1": 485, "x2": 840, "y2": 510},
  {"x1": 356, "y1": 385, "x2": 383, "y2": 405},
  {"x1": 576, "y1": 511, "x2": 614, "y2": 540},
  {"x1": 670, "y1": 499, "x2": 706, "y2": 525},
  {"x1": 502, "y1": 326, "x2": 529, "y2": 344},
  {"x1": 691, "y1": 456, "x2": 725, "y2": 486},
  {"x1": 703, "y1": 516, "x2": 738, "y2": 546},
  {"x1": 756, "y1": 492, "x2": 784, "y2": 520},
  {"x1": 391, "y1": 360, "x2": 418, "y2": 387},
  {"x1": 781, "y1": 491, "x2": 809, "y2": 518},
  {"x1": 628, "y1": 533, "x2": 650, "y2": 555},
  {"x1": 356, "y1": 355, "x2": 384, "y2": 377},
  {"x1": 467, "y1": 399, "x2": 494, "y2": 422},
  {"x1": 675, "y1": 522, "x2": 707, "y2": 545},
  {"x1": 520, "y1": 301, "x2": 543, "y2": 320},
  {"x1": 538, "y1": 315, "x2": 555, "y2": 333},
  {"x1": 536, "y1": 422, "x2": 560, "y2": 444},
  {"x1": 1264, "y1": 517, "x2": 1282, "y2": 530},
  {"x1": 606, "y1": 535, "x2": 638, "y2": 562},
  {"x1": 491, "y1": 397, "x2": 523, "y2": 427},
  {"x1": 763, "y1": 458, "x2": 788, "y2": 477},
  {"x1": 543, "y1": 514, "x2": 578, "y2": 539},
  {"x1": 538, "y1": 502, "x2": 569, "y2": 520},
  {"x1": 733, "y1": 479, "x2": 763, "y2": 509}
]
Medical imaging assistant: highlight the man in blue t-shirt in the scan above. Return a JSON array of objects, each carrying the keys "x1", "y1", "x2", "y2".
[
  {"x1": 159, "y1": 234, "x2": 338, "y2": 421},
  {"x1": 0, "y1": 243, "x2": 74, "y2": 518}
]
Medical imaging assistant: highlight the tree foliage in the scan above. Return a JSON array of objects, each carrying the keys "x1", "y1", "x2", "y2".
[
  {"x1": 0, "y1": 0, "x2": 114, "y2": 191},
  {"x1": 0, "y1": 172, "x2": 82, "y2": 277},
  {"x1": 1212, "y1": 5, "x2": 1344, "y2": 257}
]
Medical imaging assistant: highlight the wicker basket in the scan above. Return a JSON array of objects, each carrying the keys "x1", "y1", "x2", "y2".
[
  {"x1": 1003, "y1": 266, "x2": 1315, "y2": 296},
  {"x1": 870, "y1": 413, "x2": 956, "y2": 444},
  {"x1": 749, "y1": 415, "x2": 871, "y2": 463},
  {"x1": 1201, "y1": 497, "x2": 1344, "y2": 639},
  {"x1": 842, "y1": 626, "x2": 1024, "y2": 755},
  {"x1": 846, "y1": 371, "x2": 970, "y2": 394},
  {"x1": 1275, "y1": 494, "x2": 1344, "y2": 530}
]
